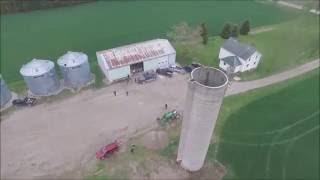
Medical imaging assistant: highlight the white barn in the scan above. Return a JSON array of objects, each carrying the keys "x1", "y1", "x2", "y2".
[
  {"x1": 219, "y1": 38, "x2": 262, "y2": 74},
  {"x1": 96, "y1": 39, "x2": 176, "y2": 82}
]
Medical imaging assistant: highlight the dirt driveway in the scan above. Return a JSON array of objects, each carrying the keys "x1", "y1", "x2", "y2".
[
  {"x1": 0, "y1": 75, "x2": 189, "y2": 179},
  {"x1": 1, "y1": 60, "x2": 318, "y2": 179}
]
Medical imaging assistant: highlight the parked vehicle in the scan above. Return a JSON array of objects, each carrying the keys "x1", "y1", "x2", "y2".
[
  {"x1": 183, "y1": 65, "x2": 194, "y2": 73},
  {"x1": 157, "y1": 110, "x2": 181, "y2": 126},
  {"x1": 137, "y1": 70, "x2": 157, "y2": 84},
  {"x1": 12, "y1": 97, "x2": 37, "y2": 107},
  {"x1": 156, "y1": 68, "x2": 173, "y2": 77},
  {"x1": 96, "y1": 141, "x2": 120, "y2": 160},
  {"x1": 170, "y1": 66, "x2": 185, "y2": 74},
  {"x1": 191, "y1": 62, "x2": 202, "y2": 68}
]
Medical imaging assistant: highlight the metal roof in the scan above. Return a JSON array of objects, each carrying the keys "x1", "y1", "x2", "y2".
[
  {"x1": 221, "y1": 38, "x2": 256, "y2": 60},
  {"x1": 20, "y1": 59, "x2": 55, "y2": 77},
  {"x1": 96, "y1": 39, "x2": 176, "y2": 69},
  {"x1": 57, "y1": 51, "x2": 88, "y2": 67},
  {"x1": 221, "y1": 56, "x2": 242, "y2": 67}
]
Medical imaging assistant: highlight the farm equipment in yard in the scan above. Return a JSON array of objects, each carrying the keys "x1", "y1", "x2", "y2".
[
  {"x1": 137, "y1": 70, "x2": 157, "y2": 84},
  {"x1": 157, "y1": 110, "x2": 180, "y2": 126},
  {"x1": 156, "y1": 68, "x2": 173, "y2": 77},
  {"x1": 12, "y1": 97, "x2": 37, "y2": 107},
  {"x1": 96, "y1": 141, "x2": 119, "y2": 160}
]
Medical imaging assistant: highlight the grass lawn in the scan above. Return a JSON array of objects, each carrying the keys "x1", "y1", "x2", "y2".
[
  {"x1": 1, "y1": 0, "x2": 300, "y2": 90},
  {"x1": 212, "y1": 68, "x2": 319, "y2": 179}
]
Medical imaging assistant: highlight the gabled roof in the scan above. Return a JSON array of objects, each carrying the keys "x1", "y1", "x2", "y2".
[
  {"x1": 96, "y1": 39, "x2": 176, "y2": 69},
  {"x1": 221, "y1": 56, "x2": 242, "y2": 67},
  {"x1": 221, "y1": 38, "x2": 256, "y2": 60}
]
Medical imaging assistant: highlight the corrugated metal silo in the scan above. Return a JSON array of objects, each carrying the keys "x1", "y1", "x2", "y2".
[
  {"x1": 20, "y1": 59, "x2": 60, "y2": 95},
  {"x1": 57, "y1": 51, "x2": 92, "y2": 88},
  {"x1": 177, "y1": 67, "x2": 228, "y2": 171},
  {"x1": 0, "y1": 75, "x2": 12, "y2": 107}
]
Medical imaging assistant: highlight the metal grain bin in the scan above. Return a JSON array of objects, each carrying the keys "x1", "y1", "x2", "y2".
[
  {"x1": 177, "y1": 67, "x2": 228, "y2": 171},
  {"x1": 0, "y1": 75, "x2": 12, "y2": 107},
  {"x1": 20, "y1": 59, "x2": 60, "y2": 95},
  {"x1": 57, "y1": 51, "x2": 91, "y2": 88}
]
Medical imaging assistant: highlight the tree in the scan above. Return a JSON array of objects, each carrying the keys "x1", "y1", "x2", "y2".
[
  {"x1": 200, "y1": 22, "x2": 209, "y2": 45},
  {"x1": 240, "y1": 20, "x2": 250, "y2": 35},
  {"x1": 167, "y1": 22, "x2": 202, "y2": 45},
  {"x1": 220, "y1": 23, "x2": 232, "y2": 39},
  {"x1": 231, "y1": 24, "x2": 239, "y2": 37},
  {"x1": 167, "y1": 22, "x2": 202, "y2": 63}
]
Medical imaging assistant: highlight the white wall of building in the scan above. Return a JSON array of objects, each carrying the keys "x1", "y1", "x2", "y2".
[
  {"x1": 219, "y1": 60, "x2": 242, "y2": 73},
  {"x1": 144, "y1": 56, "x2": 167, "y2": 71},
  {"x1": 240, "y1": 52, "x2": 261, "y2": 72},
  {"x1": 108, "y1": 66, "x2": 130, "y2": 82},
  {"x1": 218, "y1": 48, "x2": 235, "y2": 59},
  {"x1": 97, "y1": 54, "x2": 110, "y2": 78},
  {"x1": 168, "y1": 53, "x2": 176, "y2": 67},
  {"x1": 219, "y1": 60, "x2": 229, "y2": 71}
]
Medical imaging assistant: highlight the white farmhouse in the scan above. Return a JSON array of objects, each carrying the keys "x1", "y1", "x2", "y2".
[
  {"x1": 219, "y1": 38, "x2": 262, "y2": 74},
  {"x1": 96, "y1": 39, "x2": 176, "y2": 82}
]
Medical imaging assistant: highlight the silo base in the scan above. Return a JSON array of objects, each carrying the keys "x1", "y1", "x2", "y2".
[
  {"x1": 63, "y1": 73, "x2": 95, "y2": 93},
  {"x1": 0, "y1": 92, "x2": 17, "y2": 112}
]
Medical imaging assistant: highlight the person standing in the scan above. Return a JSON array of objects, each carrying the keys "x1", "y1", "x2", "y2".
[{"x1": 130, "y1": 144, "x2": 135, "y2": 153}]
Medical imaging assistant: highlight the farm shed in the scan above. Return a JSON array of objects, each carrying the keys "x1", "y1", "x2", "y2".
[
  {"x1": 57, "y1": 51, "x2": 92, "y2": 88},
  {"x1": 20, "y1": 59, "x2": 60, "y2": 96},
  {"x1": 96, "y1": 39, "x2": 176, "y2": 82}
]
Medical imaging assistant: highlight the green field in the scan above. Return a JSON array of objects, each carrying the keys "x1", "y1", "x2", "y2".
[
  {"x1": 175, "y1": 14, "x2": 319, "y2": 80},
  {"x1": 212, "y1": 69, "x2": 319, "y2": 179},
  {"x1": 1, "y1": 1, "x2": 300, "y2": 88}
]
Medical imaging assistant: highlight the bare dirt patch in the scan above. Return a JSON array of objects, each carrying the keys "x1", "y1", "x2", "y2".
[{"x1": 140, "y1": 130, "x2": 169, "y2": 150}]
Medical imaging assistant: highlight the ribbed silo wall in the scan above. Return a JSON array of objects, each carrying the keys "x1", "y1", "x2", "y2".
[
  {"x1": 177, "y1": 67, "x2": 228, "y2": 171},
  {"x1": 23, "y1": 68, "x2": 60, "y2": 95},
  {"x1": 59, "y1": 62, "x2": 91, "y2": 88},
  {"x1": 0, "y1": 78, "x2": 12, "y2": 107}
]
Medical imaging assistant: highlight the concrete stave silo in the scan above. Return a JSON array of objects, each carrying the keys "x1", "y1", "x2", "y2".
[
  {"x1": 20, "y1": 59, "x2": 60, "y2": 96},
  {"x1": 177, "y1": 67, "x2": 228, "y2": 172},
  {"x1": 0, "y1": 75, "x2": 12, "y2": 107},
  {"x1": 57, "y1": 51, "x2": 92, "y2": 88}
]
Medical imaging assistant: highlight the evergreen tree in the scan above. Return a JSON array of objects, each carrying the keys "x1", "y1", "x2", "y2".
[
  {"x1": 231, "y1": 24, "x2": 239, "y2": 37},
  {"x1": 240, "y1": 20, "x2": 250, "y2": 35},
  {"x1": 200, "y1": 23, "x2": 209, "y2": 45},
  {"x1": 220, "y1": 23, "x2": 232, "y2": 39}
]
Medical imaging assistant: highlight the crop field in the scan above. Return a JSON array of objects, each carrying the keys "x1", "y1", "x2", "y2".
[
  {"x1": 213, "y1": 69, "x2": 319, "y2": 179},
  {"x1": 1, "y1": 0, "x2": 300, "y2": 88}
]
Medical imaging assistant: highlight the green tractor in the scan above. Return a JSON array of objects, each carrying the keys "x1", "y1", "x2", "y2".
[{"x1": 157, "y1": 110, "x2": 180, "y2": 126}]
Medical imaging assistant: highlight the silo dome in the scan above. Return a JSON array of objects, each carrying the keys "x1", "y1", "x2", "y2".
[
  {"x1": 57, "y1": 51, "x2": 92, "y2": 88},
  {"x1": 0, "y1": 75, "x2": 12, "y2": 107},
  {"x1": 20, "y1": 59, "x2": 60, "y2": 96}
]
